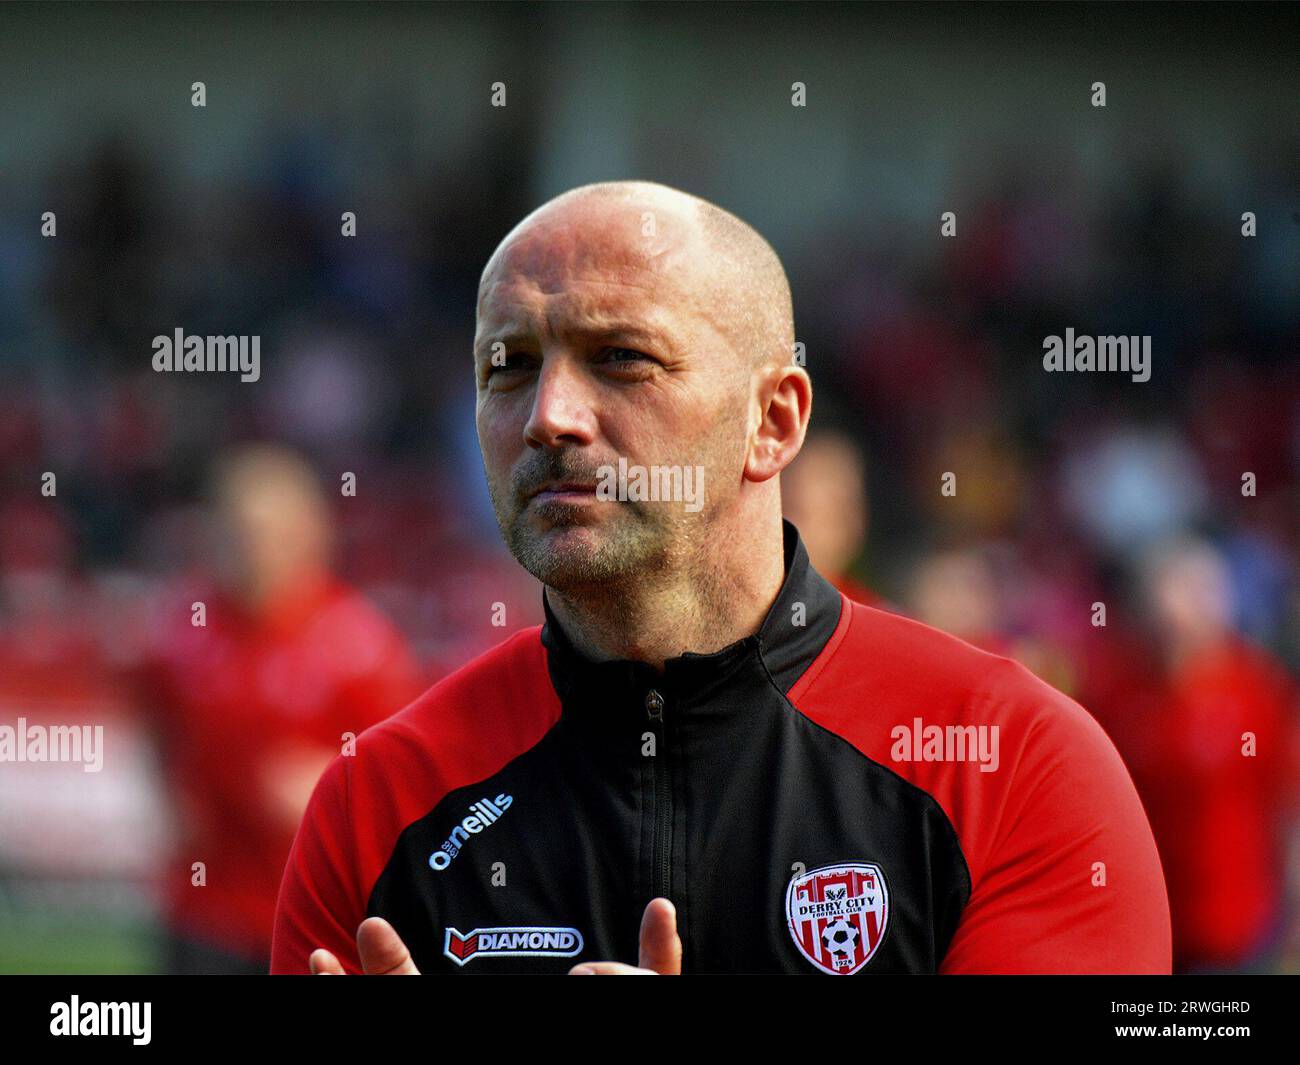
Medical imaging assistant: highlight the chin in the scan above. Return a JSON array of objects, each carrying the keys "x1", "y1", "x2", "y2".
[{"x1": 510, "y1": 519, "x2": 635, "y2": 589}]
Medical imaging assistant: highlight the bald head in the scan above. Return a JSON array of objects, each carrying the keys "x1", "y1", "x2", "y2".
[
  {"x1": 478, "y1": 180, "x2": 794, "y2": 370},
  {"x1": 473, "y1": 179, "x2": 811, "y2": 611}
]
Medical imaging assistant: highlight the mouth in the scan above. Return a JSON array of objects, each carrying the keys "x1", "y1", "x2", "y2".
[{"x1": 528, "y1": 482, "x2": 599, "y2": 502}]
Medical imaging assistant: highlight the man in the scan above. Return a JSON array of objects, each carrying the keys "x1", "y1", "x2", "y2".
[
  {"x1": 272, "y1": 181, "x2": 1170, "y2": 975},
  {"x1": 1099, "y1": 537, "x2": 1296, "y2": 973},
  {"x1": 780, "y1": 426, "x2": 883, "y2": 607},
  {"x1": 133, "y1": 445, "x2": 421, "y2": 972}
]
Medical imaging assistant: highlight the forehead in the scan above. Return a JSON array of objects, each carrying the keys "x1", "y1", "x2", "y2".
[{"x1": 476, "y1": 205, "x2": 706, "y2": 343}]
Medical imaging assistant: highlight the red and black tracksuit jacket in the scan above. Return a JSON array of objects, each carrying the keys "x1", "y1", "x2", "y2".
[{"x1": 272, "y1": 520, "x2": 1171, "y2": 974}]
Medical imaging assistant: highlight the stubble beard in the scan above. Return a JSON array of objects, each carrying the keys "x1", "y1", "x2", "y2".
[
  {"x1": 492, "y1": 484, "x2": 683, "y2": 595},
  {"x1": 486, "y1": 390, "x2": 746, "y2": 601}
]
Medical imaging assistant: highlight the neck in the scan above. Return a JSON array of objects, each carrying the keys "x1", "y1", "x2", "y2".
[{"x1": 546, "y1": 517, "x2": 786, "y2": 671}]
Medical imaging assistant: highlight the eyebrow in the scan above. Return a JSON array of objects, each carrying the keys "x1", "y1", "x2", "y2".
[{"x1": 474, "y1": 321, "x2": 673, "y2": 359}]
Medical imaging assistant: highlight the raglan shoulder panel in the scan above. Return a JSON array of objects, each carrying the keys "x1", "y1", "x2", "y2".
[
  {"x1": 787, "y1": 596, "x2": 1172, "y2": 973},
  {"x1": 270, "y1": 625, "x2": 559, "y2": 973}
]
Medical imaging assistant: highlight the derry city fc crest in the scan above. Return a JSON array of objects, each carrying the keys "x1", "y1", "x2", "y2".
[{"x1": 785, "y1": 862, "x2": 889, "y2": 974}]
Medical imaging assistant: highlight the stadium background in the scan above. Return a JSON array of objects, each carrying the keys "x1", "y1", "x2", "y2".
[{"x1": 0, "y1": 2, "x2": 1296, "y2": 973}]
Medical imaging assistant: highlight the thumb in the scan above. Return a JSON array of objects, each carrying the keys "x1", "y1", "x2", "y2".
[
  {"x1": 638, "y1": 897, "x2": 682, "y2": 975},
  {"x1": 356, "y1": 916, "x2": 421, "y2": 975}
]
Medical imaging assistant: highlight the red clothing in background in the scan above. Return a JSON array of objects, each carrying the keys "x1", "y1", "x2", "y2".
[
  {"x1": 134, "y1": 574, "x2": 421, "y2": 963},
  {"x1": 1134, "y1": 639, "x2": 1296, "y2": 969}
]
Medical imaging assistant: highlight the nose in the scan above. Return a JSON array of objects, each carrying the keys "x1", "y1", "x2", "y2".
[{"x1": 523, "y1": 355, "x2": 597, "y2": 450}]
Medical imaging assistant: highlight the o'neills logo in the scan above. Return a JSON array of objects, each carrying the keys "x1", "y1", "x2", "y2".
[
  {"x1": 429, "y1": 794, "x2": 512, "y2": 870},
  {"x1": 444, "y1": 926, "x2": 584, "y2": 966}
]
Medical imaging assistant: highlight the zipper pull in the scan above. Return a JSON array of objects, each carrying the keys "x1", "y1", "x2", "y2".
[{"x1": 645, "y1": 688, "x2": 664, "y2": 722}]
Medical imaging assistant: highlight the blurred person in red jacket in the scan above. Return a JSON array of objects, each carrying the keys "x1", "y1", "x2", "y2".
[
  {"x1": 1134, "y1": 536, "x2": 1299, "y2": 973},
  {"x1": 132, "y1": 444, "x2": 421, "y2": 973},
  {"x1": 905, "y1": 546, "x2": 1012, "y2": 657},
  {"x1": 780, "y1": 427, "x2": 883, "y2": 606}
]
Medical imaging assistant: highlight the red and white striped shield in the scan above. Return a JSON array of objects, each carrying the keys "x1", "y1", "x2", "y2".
[{"x1": 785, "y1": 862, "x2": 889, "y2": 975}]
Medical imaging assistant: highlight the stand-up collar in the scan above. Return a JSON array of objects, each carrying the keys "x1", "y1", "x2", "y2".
[{"x1": 541, "y1": 518, "x2": 843, "y2": 717}]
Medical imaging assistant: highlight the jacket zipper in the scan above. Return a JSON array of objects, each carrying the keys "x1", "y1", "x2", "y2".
[{"x1": 645, "y1": 688, "x2": 671, "y2": 900}]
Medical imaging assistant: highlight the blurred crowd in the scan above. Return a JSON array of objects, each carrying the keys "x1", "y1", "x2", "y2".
[{"x1": 0, "y1": 119, "x2": 1296, "y2": 973}]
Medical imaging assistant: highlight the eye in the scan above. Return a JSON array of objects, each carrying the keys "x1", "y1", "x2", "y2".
[
  {"x1": 484, "y1": 351, "x2": 533, "y2": 378},
  {"x1": 599, "y1": 346, "x2": 654, "y2": 367}
]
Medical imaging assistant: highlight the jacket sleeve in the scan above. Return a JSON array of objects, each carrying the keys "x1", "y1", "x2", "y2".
[
  {"x1": 939, "y1": 676, "x2": 1173, "y2": 974},
  {"x1": 270, "y1": 753, "x2": 366, "y2": 974}
]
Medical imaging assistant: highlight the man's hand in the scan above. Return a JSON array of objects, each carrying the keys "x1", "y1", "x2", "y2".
[
  {"x1": 569, "y1": 897, "x2": 682, "y2": 975},
  {"x1": 309, "y1": 899, "x2": 682, "y2": 975},
  {"x1": 309, "y1": 916, "x2": 420, "y2": 975}
]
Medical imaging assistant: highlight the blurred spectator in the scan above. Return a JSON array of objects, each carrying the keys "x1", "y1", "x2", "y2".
[
  {"x1": 1121, "y1": 537, "x2": 1299, "y2": 973},
  {"x1": 782, "y1": 427, "x2": 882, "y2": 606},
  {"x1": 904, "y1": 547, "x2": 1010, "y2": 656},
  {"x1": 128, "y1": 445, "x2": 421, "y2": 973},
  {"x1": 1062, "y1": 425, "x2": 1211, "y2": 555}
]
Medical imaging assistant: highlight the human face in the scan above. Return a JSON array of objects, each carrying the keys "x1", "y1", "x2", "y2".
[{"x1": 473, "y1": 203, "x2": 749, "y2": 590}]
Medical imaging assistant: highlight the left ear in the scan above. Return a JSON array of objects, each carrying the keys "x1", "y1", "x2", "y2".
[{"x1": 744, "y1": 364, "x2": 812, "y2": 483}]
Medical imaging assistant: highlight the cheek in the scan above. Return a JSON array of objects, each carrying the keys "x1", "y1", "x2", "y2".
[
  {"x1": 477, "y1": 403, "x2": 519, "y2": 466},
  {"x1": 696, "y1": 388, "x2": 752, "y2": 457},
  {"x1": 614, "y1": 381, "x2": 711, "y2": 452}
]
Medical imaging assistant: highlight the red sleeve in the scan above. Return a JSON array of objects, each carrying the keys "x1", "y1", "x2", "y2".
[
  {"x1": 270, "y1": 753, "x2": 365, "y2": 974},
  {"x1": 939, "y1": 670, "x2": 1172, "y2": 974},
  {"x1": 270, "y1": 627, "x2": 560, "y2": 976}
]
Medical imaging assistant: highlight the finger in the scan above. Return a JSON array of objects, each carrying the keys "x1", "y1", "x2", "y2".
[
  {"x1": 569, "y1": 962, "x2": 658, "y2": 975},
  {"x1": 309, "y1": 948, "x2": 345, "y2": 975},
  {"x1": 356, "y1": 916, "x2": 421, "y2": 975},
  {"x1": 638, "y1": 897, "x2": 682, "y2": 975}
]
